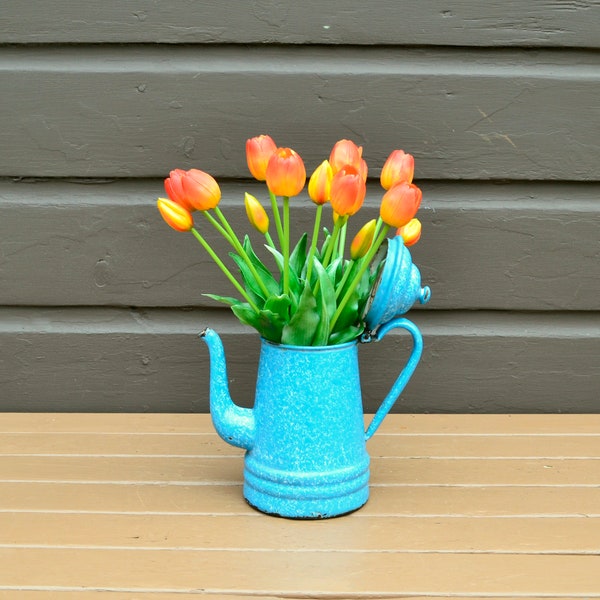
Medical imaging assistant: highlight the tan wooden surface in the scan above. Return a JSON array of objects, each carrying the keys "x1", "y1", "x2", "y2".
[{"x1": 1, "y1": 413, "x2": 600, "y2": 598}]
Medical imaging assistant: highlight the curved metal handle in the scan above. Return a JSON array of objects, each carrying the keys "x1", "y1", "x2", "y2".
[{"x1": 363, "y1": 318, "x2": 423, "y2": 441}]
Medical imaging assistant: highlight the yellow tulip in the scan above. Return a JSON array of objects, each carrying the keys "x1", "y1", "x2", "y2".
[
  {"x1": 244, "y1": 193, "x2": 270, "y2": 234},
  {"x1": 308, "y1": 160, "x2": 333, "y2": 205},
  {"x1": 350, "y1": 219, "x2": 377, "y2": 260},
  {"x1": 157, "y1": 197, "x2": 193, "y2": 232},
  {"x1": 397, "y1": 218, "x2": 422, "y2": 246}
]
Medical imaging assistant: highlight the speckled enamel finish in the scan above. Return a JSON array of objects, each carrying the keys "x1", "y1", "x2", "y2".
[
  {"x1": 365, "y1": 236, "x2": 431, "y2": 333},
  {"x1": 244, "y1": 339, "x2": 370, "y2": 518}
]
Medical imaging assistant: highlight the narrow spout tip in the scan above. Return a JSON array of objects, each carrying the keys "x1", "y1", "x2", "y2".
[{"x1": 199, "y1": 327, "x2": 209, "y2": 338}]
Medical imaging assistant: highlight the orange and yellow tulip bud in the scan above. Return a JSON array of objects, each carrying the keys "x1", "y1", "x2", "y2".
[
  {"x1": 350, "y1": 219, "x2": 377, "y2": 260},
  {"x1": 246, "y1": 135, "x2": 277, "y2": 181},
  {"x1": 265, "y1": 147, "x2": 306, "y2": 197},
  {"x1": 164, "y1": 169, "x2": 194, "y2": 211},
  {"x1": 380, "y1": 182, "x2": 422, "y2": 228},
  {"x1": 380, "y1": 150, "x2": 414, "y2": 190},
  {"x1": 329, "y1": 139, "x2": 363, "y2": 174},
  {"x1": 244, "y1": 192, "x2": 270, "y2": 234},
  {"x1": 157, "y1": 197, "x2": 193, "y2": 232},
  {"x1": 330, "y1": 165, "x2": 366, "y2": 217},
  {"x1": 181, "y1": 169, "x2": 221, "y2": 211},
  {"x1": 397, "y1": 218, "x2": 422, "y2": 246},
  {"x1": 308, "y1": 160, "x2": 333, "y2": 205}
]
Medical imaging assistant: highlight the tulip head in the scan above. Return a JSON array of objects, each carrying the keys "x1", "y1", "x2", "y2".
[
  {"x1": 181, "y1": 169, "x2": 221, "y2": 211},
  {"x1": 308, "y1": 160, "x2": 333, "y2": 205},
  {"x1": 358, "y1": 158, "x2": 368, "y2": 182},
  {"x1": 329, "y1": 139, "x2": 363, "y2": 174},
  {"x1": 265, "y1": 147, "x2": 306, "y2": 197},
  {"x1": 157, "y1": 197, "x2": 193, "y2": 232},
  {"x1": 350, "y1": 219, "x2": 377, "y2": 260},
  {"x1": 397, "y1": 218, "x2": 422, "y2": 247},
  {"x1": 379, "y1": 182, "x2": 422, "y2": 228},
  {"x1": 164, "y1": 169, "x2": 194, "y2": 211},
  {"x1": 246, "y1": 135, "x2": 277, "y2": 181},
  {"x1": 380, "y1": 149, "x2": 415, "y2": 190},
  {"x1": 330, "y1": 165, "x2": 367, "y2": 217},
  {"x1": 244, "y1": 192, "x2": 270, "y2": 234}
]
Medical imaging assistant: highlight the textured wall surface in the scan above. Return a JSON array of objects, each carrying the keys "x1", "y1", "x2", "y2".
[{"x1": 0, "y1": 1, "x2": 599, "y2": 412}]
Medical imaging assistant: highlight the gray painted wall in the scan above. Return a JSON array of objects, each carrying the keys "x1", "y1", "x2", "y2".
[{"x1": 1, "y1": 2, "x2": 599, "y2": 412}]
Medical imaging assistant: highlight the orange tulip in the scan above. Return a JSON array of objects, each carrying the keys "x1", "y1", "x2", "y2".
[
  {"x1": 244, "y1": 192, "x2": 270, "y2": 234},
  {"x1": 181, "y1": 169, "x2": 221, "y2": 211},
  {"x1": 265, "y1": 147, "x2": 306, "y2": 197},
  {"x1": 157, "y1": 197, "x2": 193, "y2": 232},
  {"x1": 350, "y1": 219, "x2": 377, "y2": 260},
  {"x1": 380, "y1": 182, "x2": 422, "y2": 228},
  {"x1": 246, "y1": 135, "x2": 277, "y2": 181},
  {"x1": 397, "y1": 218, "x2": 422, "y2": 246},
  {"x1": 329, "y1": 139, "x2": 363, "y2": 173},
  {"x1": 358, "y1": 158, "x2": 368, "y2": 182},
  {"x1": 164, "y1": 169, "x2": 194, "y2": 211},
  {"x1": 330, "y1": 165, "x2": 366, "y2": 217},
  {"x1": 380, "y1": 150, "x2": 414, "y2": 190},
  {"x1": 308, "y1": 160, "x2": 333, "y2": 205}
]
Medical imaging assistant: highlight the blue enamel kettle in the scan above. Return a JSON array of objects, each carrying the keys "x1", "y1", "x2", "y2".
[{"x1": 201, "y1": 236, "x2": 430, "y2": 518}]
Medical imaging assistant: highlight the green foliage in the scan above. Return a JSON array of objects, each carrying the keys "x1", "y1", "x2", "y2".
[{"x1": 225, "y1": 231, "x2": 380, "y2": 346}]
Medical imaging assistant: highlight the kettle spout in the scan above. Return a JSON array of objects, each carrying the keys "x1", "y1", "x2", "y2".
[{"x1": 199, "y1": 328, "x2": 255, "y2": 450}]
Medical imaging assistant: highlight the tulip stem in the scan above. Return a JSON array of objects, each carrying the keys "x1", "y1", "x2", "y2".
[
  {"x1": 305, "y1": 204, "x2": 323, "y2": 284},
  {"x1": 335, "y1": 259, "x2": 356, "y2": 300},
  {"x1": 190, "y1": 228, "x2": 260, "y2": 313},
  {"x1": 269, "y1": 190, "x2": 285, "y2": 251},
  {"x1": 337, "y1": 220, "x2": 347, "y2": 261},
  {"x1": 373, "y1": 216, "x2": 385, "y2": 241},
  {"x1": 322, "y1": 215, "x2": 346, "y2": 269},
  {"x1": 282, "y1": 196, "x2": 290, "y2": 295},
  {"x1": 210, "y1": 207, "x2": 271, "y2": 299},
  {"x1": 202, "y1": 210, "x2": 234, "y2": 244},
  {"x1": 329, "y1": 224, "x2": 390, "y2": 334},
  {"x1": 264, "y1": 231, "x2": 276, "y2": 250}
]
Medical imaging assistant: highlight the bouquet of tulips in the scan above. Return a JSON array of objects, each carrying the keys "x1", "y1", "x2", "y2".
[{"x1": 157, "y1": 136, "x2": 423, "y2": 346}]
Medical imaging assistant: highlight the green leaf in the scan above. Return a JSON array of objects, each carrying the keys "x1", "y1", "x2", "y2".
[
  {"x1": 326, "y1": 257, "x2": 344, "y2": 288},
  {"x1": 231, "y1": 303, "x2": 262, "y2": 330},
  {"x1": 263, "y1": 294, "x2": 292, "y2": 323},
  {"x1": 286, "y1": 264, "x2": 303, "y2": 304},
  {"x1": 263, "y1": 244, "x2": 284, "y2": 273},
  {"x1": 328, "y1": 325, "x2": 363, "y2": 346},
  {"x1": 320, "y1": 228, "x2": 332, "y2": 258},
  {"x1": 229, "y1": 252, "x2": 265, "y2": 305},
  {"x1": 256, "y1": 309, "x2": 286, "y2": 342},
  {"x1": 281, "y1": 284, "x2": 319, "y2": 346},
  {"x1": 356, "y1": 267, "x2": 374, "y2": 314},
  {"x1": 312, "y1": 259, "x2": 337, "y2": 346},
  {"x1": 289, "y1": 232, "x2": 308, "y2": 278},
  {"x1": 230, "y1": 301, "x2": 289, "y2": 342},
  {"x1": 332, "y1": 288, "x2": 361, "y2": 333},
  {"x1": 202, "y1": 293, "x2": 241, "y2": 307},
  {"x1": 242, "y1": 235, "x2": 280, "y2": 296}
]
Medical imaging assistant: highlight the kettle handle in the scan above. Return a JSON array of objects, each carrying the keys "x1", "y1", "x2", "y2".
[{"x1": 362, "y1": 318, "x2": 423, "y2": 441}]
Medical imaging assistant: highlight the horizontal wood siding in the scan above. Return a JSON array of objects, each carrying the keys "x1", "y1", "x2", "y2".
[
  {"x1": 1, "y1": 180, "x2": 598, "y2": 310},
  {"x1": 0, "y1": 2, "x2": 598, "y2": 411},
  {"x1": 0, "y1": 309, "x2": 598, "y2": 413},
  {"x1": 1, "y1": 46, "x2": 598, "y2": 179},
  {"x1": 1, "y1": 1, "x2": 599, "y2": 47}
]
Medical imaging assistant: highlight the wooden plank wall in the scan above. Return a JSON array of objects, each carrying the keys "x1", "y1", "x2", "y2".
[{"x1": 0, "y1": 1, "x2": 599, "y2": 412}]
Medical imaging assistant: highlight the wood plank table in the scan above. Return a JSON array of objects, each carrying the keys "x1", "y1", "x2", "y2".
[{"x1": 1, "y1": 413, "x2": 599, "y2": 598}]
